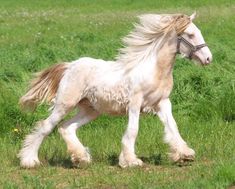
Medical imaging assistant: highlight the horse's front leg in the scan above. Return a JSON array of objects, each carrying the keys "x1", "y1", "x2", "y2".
[
  {"x1": 157, "y1": 98, "x2": 195, "y2": 163},
  {"x1": 119, "y1": 96, "x2": 143, "y2": 168}
]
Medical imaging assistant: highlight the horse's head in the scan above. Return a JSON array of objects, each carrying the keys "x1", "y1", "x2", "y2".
[{"x1": 177, "y1": 13, "x2": 212, "y2": 65}]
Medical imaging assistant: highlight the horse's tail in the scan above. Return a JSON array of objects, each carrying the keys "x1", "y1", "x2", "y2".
[{"x1": 19, "y1": 63, "x2": 69, "y2": 111}]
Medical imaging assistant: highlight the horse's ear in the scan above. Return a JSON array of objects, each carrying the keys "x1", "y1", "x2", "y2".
[{"x1": 190, "y1": 12, "x2": 197, "y2": 21}]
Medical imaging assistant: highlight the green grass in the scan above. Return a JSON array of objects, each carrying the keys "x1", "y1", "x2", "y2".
[{"x1": 0, "y1": 0, "x2": 234, "y2": 188}]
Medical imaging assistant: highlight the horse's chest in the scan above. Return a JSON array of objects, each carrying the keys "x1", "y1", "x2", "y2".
[{"x1": 143, "y1": 76, "x2": 173, "y2": 107}]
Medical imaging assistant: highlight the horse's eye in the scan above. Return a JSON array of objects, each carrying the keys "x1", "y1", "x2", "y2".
[{"x1": 189, "y1": 34, "x2": 194, "y2": 39}]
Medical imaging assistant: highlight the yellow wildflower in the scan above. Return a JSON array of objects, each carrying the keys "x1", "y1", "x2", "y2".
[{"x1": 13, "y1": 128, "x2": 19, "y2": 132}]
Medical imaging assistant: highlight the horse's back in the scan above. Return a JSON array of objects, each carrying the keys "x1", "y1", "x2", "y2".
[{"x1": 72, "y1": 57, "x2": 115, "y2": 69}]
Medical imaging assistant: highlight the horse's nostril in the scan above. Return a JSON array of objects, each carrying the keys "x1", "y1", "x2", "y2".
[{"x1": 206, "y1": 57, "x2": 210, "y2": 63}]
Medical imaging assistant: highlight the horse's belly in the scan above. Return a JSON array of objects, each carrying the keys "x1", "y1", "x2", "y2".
[
  {"x1": 84, "y1": 86, "x2": 129, "y2": 115},
  {"x1": 93, "y1": 99, "x2": 128, "y2": 115}
]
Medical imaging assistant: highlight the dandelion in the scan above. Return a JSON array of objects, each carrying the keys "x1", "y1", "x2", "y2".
[{"x1": 13, "y1": 128, "x2": 19, "y2": 132}]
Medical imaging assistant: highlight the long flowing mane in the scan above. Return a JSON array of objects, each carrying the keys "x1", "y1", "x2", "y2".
[{"x1": 116, "y1": 14, "x2": 190, "y2": 67}]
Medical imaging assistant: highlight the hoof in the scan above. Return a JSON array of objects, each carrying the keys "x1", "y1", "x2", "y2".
[
  {"x1": 77, "y1": 158, "x2": 91, "y2": 168},
  {"x1": 18, "y1": 149, "x2": 41, "y2": 169},
  {"x1": 119, "y1": 152, "x2": 143, "y2": 168},
  {"x1": 71, "y1": 147, "x2": 92, "y2": 168},
  {"x1": 20, "y1": 158, "x2": 41, "y2": 168},
  {"x1": 170, "y1": 146, "x2": 195, "y2": 163}
]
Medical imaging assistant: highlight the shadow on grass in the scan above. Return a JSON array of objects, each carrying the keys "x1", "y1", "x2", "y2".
[
  {"x1": 46, "y1": 154, "x2": 192, "y2": 169},
  {"x1": 140, "y1": 154, "x2": 162, "y2": 165},
  {"x1": 48, "y1": 158, "x2": 74, "y2": 169},
  {"x1": 107, "y1": 153, "x2": 163, "y2": 166},
  {"x1": 107, "y1": 154, "x2": 119, "y2": 166}
]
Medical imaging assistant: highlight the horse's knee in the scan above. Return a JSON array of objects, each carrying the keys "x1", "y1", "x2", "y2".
[
  {"x1": 34, "y1": 120, "x2": 53, "y2": 137},
  {"x1": 58, "y1": 126, "x2": 71, "y2": 138},
  {"x1": 58, "y1": 126, "x2": 65, "y2": 135}
]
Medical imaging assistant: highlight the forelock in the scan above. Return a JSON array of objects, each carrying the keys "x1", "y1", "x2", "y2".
[{"x1": 173, "y1": 14, "x2": 191, "y2": 35}]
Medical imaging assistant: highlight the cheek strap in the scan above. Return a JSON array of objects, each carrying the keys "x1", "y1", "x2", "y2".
[{"x1": 177, "y1": 36, "x2": 207, "y2": 59}]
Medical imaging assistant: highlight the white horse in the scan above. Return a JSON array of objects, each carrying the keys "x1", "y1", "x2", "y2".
[{"x1": 18, "y1": 13, "x2": 212, "y2": 168}]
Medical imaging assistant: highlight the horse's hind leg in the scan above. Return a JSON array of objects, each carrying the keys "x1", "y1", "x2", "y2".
[
  {"x1": 59, "y1": 104, "x2": 99, "y2": 167},
  {"x1": 18, "y1": 103, "x2": 72, "y2": 168}
]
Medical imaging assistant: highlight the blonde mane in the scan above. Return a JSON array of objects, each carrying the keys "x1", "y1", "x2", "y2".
[{"x1": 116, "y1": 14, "x2": 190, "y2": 67}]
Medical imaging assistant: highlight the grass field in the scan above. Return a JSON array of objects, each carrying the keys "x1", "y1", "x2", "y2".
[{"x1": 0, "y1": 0, "x2": 234, "y2": 188}]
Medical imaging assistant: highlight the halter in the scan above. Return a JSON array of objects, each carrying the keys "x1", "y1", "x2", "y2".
[{"x1": 177, "y1": 36, "x2": 207, "y2": 59}]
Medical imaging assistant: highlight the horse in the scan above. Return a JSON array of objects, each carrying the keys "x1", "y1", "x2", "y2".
[{"x1": 18, "y1": 12, "x2": 212, "y2": 168}]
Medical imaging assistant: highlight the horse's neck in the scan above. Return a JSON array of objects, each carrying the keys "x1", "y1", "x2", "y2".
[
  {"x1": 114, "y1": 34, "x2": 177, "y2": 83},
  {"x1": 155, "y1": 37, "x2": 177, "y2": 79}
]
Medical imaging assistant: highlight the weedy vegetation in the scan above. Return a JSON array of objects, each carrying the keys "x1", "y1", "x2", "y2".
[{"x1": 0, "y1": 0, "x2": 234, "y2": 188}]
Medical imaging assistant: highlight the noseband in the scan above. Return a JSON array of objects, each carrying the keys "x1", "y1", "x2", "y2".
[{"x1": 177, "y1": 36, "x2": 207, "y2": 59}]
